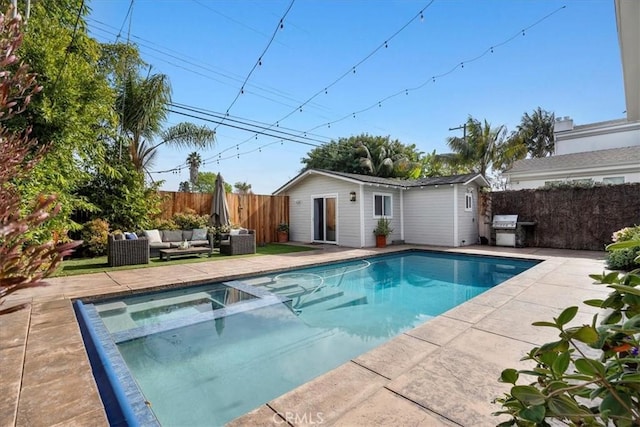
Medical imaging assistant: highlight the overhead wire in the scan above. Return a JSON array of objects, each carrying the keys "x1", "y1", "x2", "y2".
[
  {"x1": 302, "y1": 5, "x2": 568, "y2": 133},
  {"x1": 182, "y1": 0, "x2": 438, "y2": 171},
  {"x1": 49, "y1": 0, "x2": 86, "y2": 102},
  {"x1": 214, "y1": 0, "x2": 297, "y2": 131}
]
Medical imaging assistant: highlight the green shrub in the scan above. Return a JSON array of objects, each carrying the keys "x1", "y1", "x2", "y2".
[
  {"x1": 148, "y1": 218, "x2": 178, "y2": 231},
  {"x1": 608, "y1": 225, "x2": 640, "y2": 271},
  {"x1": 607, "y1": 246, "x2": 640, "y2": 271},
  {"x1": 81, "y1": 219, "x2": 110, "y2": 256},
  {"x1": 172, "y1": 208, "x2": 209, "y2": 229}
]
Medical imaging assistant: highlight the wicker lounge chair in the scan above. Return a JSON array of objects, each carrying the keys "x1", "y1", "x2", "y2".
[
  {"x1": 219, "y1": 230, "x2": 256, "y2": 255},
  {"x1": 107, "y1": 234, "x2": 150, "y2": 267}
]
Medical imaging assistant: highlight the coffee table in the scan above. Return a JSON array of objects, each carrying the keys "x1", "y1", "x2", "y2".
[{"x1": 159, "y1": 247, "x2": 211, "y2": 261}]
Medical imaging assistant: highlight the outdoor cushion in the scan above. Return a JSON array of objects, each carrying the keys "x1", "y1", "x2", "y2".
[
  {"x1": 149, "y1": 242, "x2": 171, "y2": 249},
  {"x1": 182, "y1": 229, "x2": 193, "y2": 241},
  {"x1": 144, "y1": 229, "x2": 162, "y2": 243},
  {"x1": 169, "y1": 242, "x2": 182, "y2": 248},
  {"x1": 192, "y1": 228, "x2": 208, "y2": 240},
  {"x1": 125, "y1": 232, "x2": 138, "y2": 240},
  {"x1": 113, "y1": 233, "x2": 124, "y2": 240},
  {"x1": 162, "y1": 230, "x2": 183, "y2": 242},
  {"x1": 190, "y1": 240, "x2": 209, "y2": 246},
  {"x1": 230, "y1": 229, "x2": 241, "y2": 236}
]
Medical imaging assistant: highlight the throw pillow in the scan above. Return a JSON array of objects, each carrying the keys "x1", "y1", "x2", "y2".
[
  {"x1": 113, "y1": 233, "x2": 124, "y2": 241},
  {"x1": 230, "y1": 229, "x2": 240, "y2": 236},
  {"x1": 192, "y1": 228, "x2": 208, "y2": 240},
  {"x1": 125, "y1": 232, "x2": 138, "y2": 240},
  {"x1": 144, "y1": 229, "x2": 162, "y2": 243}
]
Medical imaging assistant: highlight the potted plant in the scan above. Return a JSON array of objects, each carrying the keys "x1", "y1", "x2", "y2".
[
  {"x1": 373, "y1": 217, "x2": 393, "y2": 248},
  {"x1": 276, "y1": 222, "x2": 289, "y2": 243}
]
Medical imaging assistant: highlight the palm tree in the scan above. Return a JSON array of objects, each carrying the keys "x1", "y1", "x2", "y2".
[
  {"x1": 186, "y1": 152, "x2": 201, "y2": 187},
  {"x1": 178, "y1": 181, "x2": 190, "y2": 192},
  {"x1": 514, "y1": 107, "x2": 555, "y2": 157},
  {"x1": 234, "y1": 182, "x2": 252, "y2": 194},
  {"x1": 116, "y1": 72, "x2": 215, "y2": 175},
  {"x1": 446, "y1": 117, "x2": 506, "y2": 177},
  {"x1": 354, "y1": 137, "x2": 422, "y2": 178}
]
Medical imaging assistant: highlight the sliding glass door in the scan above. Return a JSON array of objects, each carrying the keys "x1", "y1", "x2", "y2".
[{"x1": 313, "y1": 196, "x2": 336, "y2": 243}]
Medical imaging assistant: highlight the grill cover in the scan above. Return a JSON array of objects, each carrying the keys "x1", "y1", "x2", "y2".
[{"x1": 492, "y1": 215, "x2": 518, "y2": 229}]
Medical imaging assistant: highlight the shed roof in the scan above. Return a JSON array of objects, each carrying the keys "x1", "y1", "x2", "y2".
[
  {"x1": 504, "y1": 145, "x2": 640, "y2": 175},
  {"x1": 273, "y1": 169, "x2": 489, "y2": 194}
]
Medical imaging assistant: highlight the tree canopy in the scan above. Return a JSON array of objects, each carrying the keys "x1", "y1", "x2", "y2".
[
  {"x1": 301, "y1": 134, "x2": 422, "y2": 179},
  {"x1": 509, "y1": 107, "x2": 555, "y2": 158}
]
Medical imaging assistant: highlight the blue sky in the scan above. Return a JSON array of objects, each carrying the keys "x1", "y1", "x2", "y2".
[{"x1": 88, "y1": 0, "x2": 624, "y2": 194}]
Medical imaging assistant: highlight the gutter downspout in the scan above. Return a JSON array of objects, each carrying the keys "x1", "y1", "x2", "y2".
[
  {"x1": 400, "y1": 188, "x2": 404, "y2": 242},
  {"x1": 453, "y1": 184, "x2": 459, "y2": 247}
]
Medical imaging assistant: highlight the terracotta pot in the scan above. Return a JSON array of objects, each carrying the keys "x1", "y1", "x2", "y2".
[
  {"x1": 375, "y1": 234, "x2": 387, "y2": 248},
  {"x1": 277, "y1": 231, "x2": 289, "y2": 243}
]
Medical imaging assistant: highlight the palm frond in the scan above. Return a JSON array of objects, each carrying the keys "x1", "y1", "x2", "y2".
[{"x1": 159, "y1": 122, "x2": 216, "y2": 149}]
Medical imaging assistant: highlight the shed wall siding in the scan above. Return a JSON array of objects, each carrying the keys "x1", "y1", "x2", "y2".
[
  {"x1": 283, "y1": 174, "x2": 361, "y2": 247},
  {"x1": 403, "y1": 187, "x2": 454, "y2": 246},
  {"x1": 361, "y1": 187, "x2": 402, "y2": 247},
  {"x1": 456, "y1": 184, "x2": 479, "y2": 246}
]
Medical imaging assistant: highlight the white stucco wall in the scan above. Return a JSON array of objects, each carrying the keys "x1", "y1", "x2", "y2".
[
  {"x1": 283, "y1": 174, "x2": 362, "y2": 247},
  {"x1": 555, "y1": 122, "x2": 640, "y2": 155},
  {"x1": 403, "y1": 186, "x2": 455, "y2": 247}
]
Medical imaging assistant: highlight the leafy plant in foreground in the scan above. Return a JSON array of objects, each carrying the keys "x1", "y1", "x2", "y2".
[
  {"x1": 0, "y1": 11, "x2": 79, "y2": 315},
  {"x1": 494, "y1": 267, "x2": 640, "y2": 426}
]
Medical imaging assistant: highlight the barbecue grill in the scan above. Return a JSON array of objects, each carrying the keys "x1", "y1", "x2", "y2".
[{"x1": 492, "y1": 214, "x2": 518, "y2": 247}]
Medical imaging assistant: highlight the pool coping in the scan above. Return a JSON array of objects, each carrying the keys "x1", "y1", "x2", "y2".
[{"x1": 0, "y1": 244, "x2": 608, "y2": 426}]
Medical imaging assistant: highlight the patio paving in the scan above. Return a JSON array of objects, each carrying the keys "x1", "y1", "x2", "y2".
[{"x1": 0, "y1": 244, "x2": 609, "y2": 426}]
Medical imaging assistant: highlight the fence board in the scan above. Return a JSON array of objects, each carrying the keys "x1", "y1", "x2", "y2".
[
  {"x1": 490, "y1": 183, "x2": 640, "y2": 251},
  {"x1": 158, "y1": 191, "x2": 289, "y2": 244}
]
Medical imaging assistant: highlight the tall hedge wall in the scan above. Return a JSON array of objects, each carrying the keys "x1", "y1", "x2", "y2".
[{"x1": 491, "y1": 183, "x2": 640, "y2": 251}]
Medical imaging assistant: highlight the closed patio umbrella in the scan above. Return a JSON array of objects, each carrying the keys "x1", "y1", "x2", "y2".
[{"x1": 210, "y1": 173, "x2": 230, "y2": 227}]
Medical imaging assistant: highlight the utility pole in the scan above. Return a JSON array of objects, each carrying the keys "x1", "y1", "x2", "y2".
[{"x1": 448, "y1": 124, "x2": 467, "y2": 140}]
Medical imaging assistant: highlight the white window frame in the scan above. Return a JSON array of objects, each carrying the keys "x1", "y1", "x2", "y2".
[
  {"x1": 373, "y1": 193, "x2": 393, "y2": 218},
  {"x1": 464, "y1": 192, "x2": 473, "y2": 212},
  {"x1": 603, "y1": 176, "x2": 624, "y2": 185}
]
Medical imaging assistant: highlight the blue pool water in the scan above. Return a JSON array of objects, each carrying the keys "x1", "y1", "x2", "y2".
[{"x1": 84, "y1": 251, "x2": 537, "y2": 426}]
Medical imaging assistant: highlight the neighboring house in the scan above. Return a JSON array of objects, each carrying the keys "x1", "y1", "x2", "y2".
[
  {"x1": 504, "y1": 0, "x2": 640, "y2": 190},
  {"x1": 272, "y1": 169, "x2": 489, "y2": 248},
  {"x1": 504, "y1": 145, "x2": 640, "y2": 189}
]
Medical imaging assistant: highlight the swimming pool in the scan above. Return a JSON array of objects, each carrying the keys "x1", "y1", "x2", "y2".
[{"x1": 75, "y1": 251, "x2": 538, "y2": 426}]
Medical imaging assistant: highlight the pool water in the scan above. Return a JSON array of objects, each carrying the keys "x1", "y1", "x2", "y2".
[{"x1": 88, "y1": 251, "x2": 537, "y2": 426}]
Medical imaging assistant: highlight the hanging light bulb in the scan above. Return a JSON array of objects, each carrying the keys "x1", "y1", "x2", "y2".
[
  {"x1": 276, "y1": 121, "x2": 279, "y2": 127},
  {"x1": 241, "y1": 87, "x2": 244, "y2": 94},
  {"x1": 378, "y1": 102, "x2": 381, "y2": 107},
  {"x1": 420, "y1": 12, "x2": 424, "y2": 21},
  {"x1": 490, "y1": 47, "x2": 494, "y2": 53},
  {"x1": 258, "y1": 58, "x2": 262, "y2": 66},
  {"x1": 461, "y1": 62, "x2": 464, "y2": 69},
  {"x1": 299, "y1": 106, "x2": 303, "y2": 112},
  {"x1": 237, "y1": 154, "x2": 239, "y2": 159},
  {"x1": 384, "y1": 41, "x2": 388, "y2": 48},
  {"x1": 328, "y1": 123, "x2": 331, "y2": 128},
  {"x1": 522, "y1": 29, "x2": 525, "y2": 36},
  {"x1": 352, "y1": 67, "x2": 356, "y2": 74},
  {"x1": 325, "y1": 88, "x2": 328, "y2": 94},
  {"x1": 280, "y1": 20, "x2": 284, "y2": 30},
  {"x1": 405, "y1": 89, "x2": 409, "y2": 95},
  {"x1": 259, "y1": 147, "x2": 261, "y2": 152},
  {"x1": 432, "y1": 77, "x2": 435, "y2": 83}
]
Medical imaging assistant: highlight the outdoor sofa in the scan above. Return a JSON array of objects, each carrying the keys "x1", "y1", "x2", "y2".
[{"x1": 141, "y1": 228, "x2": 214, "y2": 258}]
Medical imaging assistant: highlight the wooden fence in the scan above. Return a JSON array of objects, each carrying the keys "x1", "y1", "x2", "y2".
[
  {"x1": 158, "y1": 191, "x2": 289, "y2": 245},
  {"x1": 489, "y1": 183, "x2": 640, "y2": 251}
]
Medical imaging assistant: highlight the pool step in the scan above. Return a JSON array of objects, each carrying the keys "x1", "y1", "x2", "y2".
[{"x1": 295, "y1": 290, "x2": 344, "y2": 309}]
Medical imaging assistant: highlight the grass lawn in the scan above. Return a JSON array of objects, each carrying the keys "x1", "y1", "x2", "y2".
[{"x1": 54, "y1": 243, "x2": 316, "y2": 277}]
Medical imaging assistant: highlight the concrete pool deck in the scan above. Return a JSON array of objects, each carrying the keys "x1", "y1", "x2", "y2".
[{"x1": 0, "y1": 244, "x2": 610, "y2": 426}]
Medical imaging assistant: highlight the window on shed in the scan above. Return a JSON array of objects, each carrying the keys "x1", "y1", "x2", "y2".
[
  {"x1": 603, "y1": 176, "x2": 624, "y2": 185},
  {"x1": 465, "y1": 193, "x2": 473, "y2": 211},
  {"x1": 373, "y1": 194, "x2": 392, "y2": 217}
]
